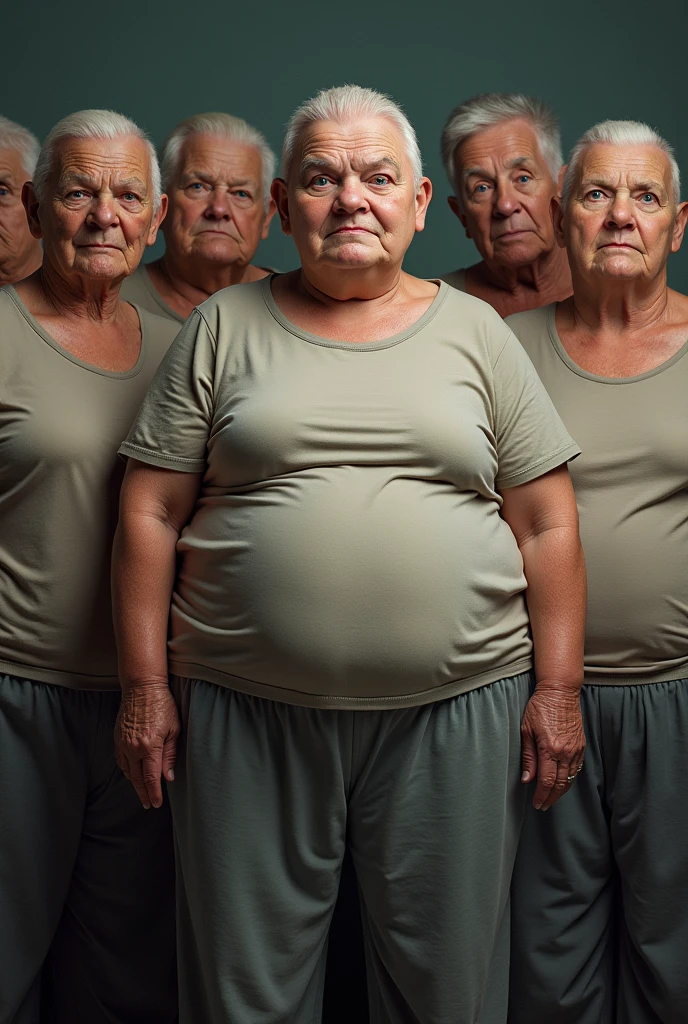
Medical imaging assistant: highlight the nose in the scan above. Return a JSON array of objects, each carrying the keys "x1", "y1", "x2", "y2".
[
  {"x1": 333, "y1": 176, "x2": 369, "y2": 215},
  {"x1": 493, "y1": 180, "x2": 522, "y2": 219},
  {"x1": 606, "y1": 190, "x2": 634, "y2": 230},
  {"x1": 204, "y1": 187, "x2": 231, "y2": 220},
  {"x1": 86, "y1": 195, "x2": 119, "y2": 229}
]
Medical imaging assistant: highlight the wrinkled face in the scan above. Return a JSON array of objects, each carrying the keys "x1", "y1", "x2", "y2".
[
  {"x1": 164, "y1": 134, "x2": 273, "y2": 267},
  {"x1": 35, "y1": 135, "x2": 162, "y2": 282},
  {"x1": 561, "y1": 143, "x2": 685, "y2": 282},
  {"x1": 0, "y1": 147, "x2": 36, "y2": 276},
  {"x1": 277, "y1": 116, "x2": 430, "y2": 273},
  {"x1": 451, "y1": 119, "x2": 560, "y2": 268}
]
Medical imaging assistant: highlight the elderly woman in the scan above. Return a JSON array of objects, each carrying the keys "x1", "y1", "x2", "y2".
[
  {"x1": 0, "y1": 110, "x2": 178, "y2": 1023},
  {"x1": 508, "y1": 122, "x2": 688, "y2": 1024},
  {"x1": 114, "y1": 85, "x2": 585, "y2": 1024},
  {"x1": 120, "y1": 111, "x2": 278, "y2": 323},
  {"x1": 0, "y1": 115, "x2": 42, "y2": 285}
]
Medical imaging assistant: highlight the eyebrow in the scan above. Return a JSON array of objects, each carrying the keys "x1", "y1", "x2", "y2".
[
  {"x1": 580, "y1": 176, "x2": 666, "y2": 194},
  {"x1": 57, "y1": 172, "x2": 148, "y2": 193},
  {"x1": 298, "y1": 155, "x2": 403, "y2": 178}
]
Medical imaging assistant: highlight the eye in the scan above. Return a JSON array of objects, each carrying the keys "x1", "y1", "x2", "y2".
[
  {"x1": 0, "y1": 186, "x2": 9, "y2": 197},
  {"x1": 312, "y1": 175, "x2": 332, "y2": 188},
  {"x1": 233, "y1": 189, "x2": 250, "y2": 199},
  {"x1": 588, "y1": 190, "x2": 604, "y2": 201},
  {"x1": 187, "y1": 182, "x2": 206, "y2": 192},
  {"x1": 122, "y1": 192, "x2": 139, "y2": 202},
  {"x1": 641, "y1": 192, "x2": 656, "y2": 204},
  {"x1": 516, "y1": 174, "x2": 531, "y2": 184},
  {"x1": 67, "y1": 190, "x2": 87, "y2": 200},
  {"x1": 475, "y1": 183, "x2": 490, "y2": 193},
  {"x1": 370, "y1": 174, "x2": 391, "y2": 186}
]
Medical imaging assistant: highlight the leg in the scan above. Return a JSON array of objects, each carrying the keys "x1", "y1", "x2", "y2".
[
  {"x1": 609, "y1": 679, "x2": 688, "y2": 1024},
  {"x1": 509, "y1": 685, "x2": 616, "y2": 1024},
  {"x1": 42, "y1": 692, "x2": 177, "y2": 1024},
  {"x1": 0, "y1": 676, "x2": 86, "y2": 1024},
  {"x1": 169, "y1": 679, "x2": 350, "y2": 1024},
  {"x1": 351, "y1": 672, "x2": 532, "y2": 1024}
]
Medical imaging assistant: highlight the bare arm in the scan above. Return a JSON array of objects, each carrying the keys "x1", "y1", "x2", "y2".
[
  {"x1": 112, "y1": 459, "x2": 202, "y2": 809},
  {"x1": 500, "y1": 463, "x2": 586, "y2": 810}
]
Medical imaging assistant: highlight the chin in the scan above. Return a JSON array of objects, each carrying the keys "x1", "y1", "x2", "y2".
[{"x1": 492, "y1": 243, "x2": 546, "y2": 268}]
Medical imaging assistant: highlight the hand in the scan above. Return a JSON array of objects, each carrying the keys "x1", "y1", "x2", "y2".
[
  {"x1": 520, "y1": 683, "x2": 585, "y2": 811},
  {"x1": 115, "y1": 683, "x2": 180, "y2": 809}
]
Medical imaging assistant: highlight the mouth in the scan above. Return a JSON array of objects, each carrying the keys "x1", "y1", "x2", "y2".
[
  {"x1": 494, "y1": 229, "x2": 530, "y2": 240},
  {"x1": 330, "y1": 227, "x2": 374, "y2": 236},
  {"x1": 600, "y1": 243, "x2": 636, "y2": 249}
]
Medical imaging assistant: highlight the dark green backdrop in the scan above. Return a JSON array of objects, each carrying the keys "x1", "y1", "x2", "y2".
[{"x1": 4, "y1": 0, "x2": 686, "y2": 285}]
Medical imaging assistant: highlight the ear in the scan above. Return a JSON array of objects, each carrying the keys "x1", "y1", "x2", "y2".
[
  {"x1": 22, "y1": 181, "x2": 44, "y2": 240},
  {"x1": 414, "y1": 177, "x2": 433, "y2": 232},
  {"x1": 147, "y1": 193, "x2": 168, "y2": 247},
  {"x1": 271, "y1": 178, "x2": 291, "y2": 236},
  {"x1": 447, "y1": 195, "x2": 471, "y2": 238},
  {"x1": 671, "y1": 201, "x2": 688, "y2": 254},
  {"x1": 557, "y1": 164, "x2": 567, "y2": 196},
  {"x1": 551, "y1": 195, "x2": 566, "y2": 249},
  {"x1": 261, "y1": 195, "x2": 278, "y2": 240}
]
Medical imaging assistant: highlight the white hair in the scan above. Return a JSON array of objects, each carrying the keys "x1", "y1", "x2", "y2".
[
  {"x1": 282, "y1": 84, "x2": 423, "y2": 189},
  {"x1": 33, "y1": 109, "x2": 162, "y2": 211},
  {"x1": 0, "y1": 115, "x2": 40, "y2": 179},
  {"x1": 561, "y1": 119, "x2": 681, "y2": 207},
  {"x1": 160, "y1": 112, "x2": 277, "y2": 210},
  {"x1": 441, "y1": 92, "x2": 562, "y2": 197}
]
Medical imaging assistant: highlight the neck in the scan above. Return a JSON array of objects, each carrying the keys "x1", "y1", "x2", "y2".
[
  {"x1": 478, "y1": 244, "x2": 571, "y2": 297},
  {"x1": 298, "y1": 263, "x2": 406, "y2": 304},
  {"x1": 38, "y1": 257, "x2": 123, "y2": 322},
  {"x1": 567, "y1": 268, "x2": 671, "y2": 335},
  {"x1": 156, "y1": 250, "x2": 260, "y2": 305},
  {"x1": 0, "y1": 242, "x2": 43, "y2": 288}
]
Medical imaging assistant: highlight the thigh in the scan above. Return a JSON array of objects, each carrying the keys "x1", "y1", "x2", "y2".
[
  {"x1": 41, "y1": 693, "x2": 177, "y2": 1024},
  {"x1": 609, "y1": 679, "x2": 688, "y2": 1024},
  {"x1": 509, "y1": 685, "x2": 616, "y2": 1024},
  {"x1": 0, "y1": 676, "x2": 85, "y2": 1024},
  {"x1": 170, "y1": 679, "x2": 349, "y2": 1024},
  {"x1": 351, "y1": 673, "x2": 531, "y2": 1024}
]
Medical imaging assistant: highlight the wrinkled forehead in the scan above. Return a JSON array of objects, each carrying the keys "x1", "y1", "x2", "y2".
[
  {"x1": 52, "y1": 134, "x2": 153, "y2": 187},
  {"x1": 0, "y1": 146, "x2": 30, "y2": 182},
  {"x1": 291, "y1": 116, "x2": 410, "y2": 177},
  {"x1": 176, "y1": 133, "x2": 263, "y2": 183},
  {"x1": 575, "y1": 142, "x2": 673, "y2": 194},
  {"x1": 455, "y1": 118, "x2": 550, "y2": 176}
]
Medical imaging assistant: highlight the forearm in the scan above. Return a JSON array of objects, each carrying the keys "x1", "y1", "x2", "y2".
[
  {"x1": 520, "y1": 525, "x2": 586, "y2": 691},
  {"x1": 112, "y1": 510, "x2": 179, "y2": 693}
]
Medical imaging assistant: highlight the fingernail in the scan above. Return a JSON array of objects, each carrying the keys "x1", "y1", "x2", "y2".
[
  {"x1": 534, "y1": 802, "x2": 543, "y2": 811},
  {"x1": 143, "y1": 803, "x2": 151, "y2": 811},
  {"x1": 166, "y1": 769, "x2": 174, "y2": 782},
  {"x1": 521, "y1": 771, "x2": 529, "y2": 783}
]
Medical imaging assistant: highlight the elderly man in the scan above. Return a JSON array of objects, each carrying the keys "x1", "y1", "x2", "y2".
[
  {"x1": 120, "y1": 111, "x2": 277, "y2": 323},
  {"x1": 440, "y1": 93, "x2": 572, "y2": 316},
  {"x1": 507, "y1": 121, "x2": 688, "y2": 1024},
  {"x1": 113, "y1": 84, "x2": 585, "y2": 1024},
  {"x1": 0, "y1": 115, "x2": 42, "y2": 284},
  {"x1": 0, "y1": 110, "x2": 178, "y2": 1023}
]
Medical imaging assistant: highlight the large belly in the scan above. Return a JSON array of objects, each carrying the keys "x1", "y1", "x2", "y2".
[{"x1": 171, "y1": 470, "x2": 529, "y2": 696}]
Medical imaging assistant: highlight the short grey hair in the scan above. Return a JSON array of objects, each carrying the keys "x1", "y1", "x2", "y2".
[
  {"x1": 33, "y1": 109, "x2": 162, "y2": 212},
  {"x1": 160, "y1": 112, "x2": 276, "y2": 210},
  {"x1": 282, "y1": 84, "x2": 423, "y2": 189},
  {"x1": 0, "y1": 115, "x2": 40, "y2": 179},
  {"x1": 441, "y1": 92, "x2": 563, "y2": 197},
  {"x1": 561, "y1": 119, "x2": 681, "y2": 207}
]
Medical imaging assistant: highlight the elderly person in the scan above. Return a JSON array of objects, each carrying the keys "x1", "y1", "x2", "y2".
[
  {"x1": 113, "y1": 85, "x2": 585, "y2": 1024},
  {"x1": 0, "y1": 115, "x2": 42, "y2": 285},
  {"x1": 0, "y1": 110, "x2": 178, "y2": 1023},
  {"x1": 440, "y1": 93, "x2": 572, "y2": 316},
  {"x1": 120, "y1": 111, "x2": 277, "y2": 323},
  {"x1": 507, "y1": 121, "x2": 688, "y2": 1024}
]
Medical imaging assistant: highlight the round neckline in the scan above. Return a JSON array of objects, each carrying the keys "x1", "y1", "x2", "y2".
[
  {"x1": 262, "y1": 275, "x2": 449, "y2": 351},
  {"x1": 546, "y1": 303, "x2": 688, "y2": 384},
  {"x1": 6, "y1": 284, "x2": 148, "y2": 379}
]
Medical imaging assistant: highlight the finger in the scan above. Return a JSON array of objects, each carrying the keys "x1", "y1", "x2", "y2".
[
  {"x1": 128, "y1": 760, "x2": 152, "y2": 809},
  {"x1": 142, "y1": 749, "x2": 164, "y2": 809},
  {"x1": 540, "y1": 759, "x2": 574, "y2": 811},
  {"x1": 161, "y1": 735, "x2": 178, "y2": 784},
  {"x1": 521, "y1": 729, "x2": 538, "y2": 783},
  {"x1": 532, "y1": 753, "x2": 559, "y2": 811}
]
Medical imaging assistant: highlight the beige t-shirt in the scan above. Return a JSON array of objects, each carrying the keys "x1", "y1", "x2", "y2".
[
  {"x1": 507, "y1": 303, "x2": 688, "y2": 685},
  {"x1": 119, "y1": 264, "x2": 185, "y2": 324},
  {"x1": 440, "y1": 269, "x2": 468, "y2": 292},
  {"x1": 121, "y1": 279, "x2": 579, "y2": 709},
  {"x1": 0, "y1": 286, "x2": 179, "y2": 689}
]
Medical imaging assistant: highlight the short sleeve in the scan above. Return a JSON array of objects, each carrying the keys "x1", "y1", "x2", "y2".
[
  {"x1": 119, "y1": 309, "x2": 215, "y2": 472},
  {"x1": 492, "y1": 331, "x2": 580, "y2": 489}
]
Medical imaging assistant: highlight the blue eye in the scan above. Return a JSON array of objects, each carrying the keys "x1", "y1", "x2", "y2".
[
  {"x1": 0, "y1": 187, "x2": 8, "y2": 197},
  {"x1": 313, "y1": 176, "x2": 330, "y2": 187},
  {"x1": 641, "y1": 193, "x2": 655, "y2": 203},
  {"x1": 234, "y1": 190, "x2": 249, "y2": 198},
  {"x1": 476, "y1": 184, "x2": 489, "y2": 193},
  {"x1": 188, "y1": 182, "x2": 204, "y2": 191},
  {"x1": 517, "y1": 175, "x2": 530, "y2": 183},
  {"x1": 372, "y1": 175, "x2": 389, "y2": 186},
  {"x1": 590, "y1": 190, "x2": 603, "y2": 200}
]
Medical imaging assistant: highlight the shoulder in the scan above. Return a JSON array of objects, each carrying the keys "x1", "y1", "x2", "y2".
[
  {"x1": 504, "y1": 305, "x2": 555, "y2": 361},
  {"x1": 194, "y1": 278, "x2": 270, "y2": 335},
  {"x1": 439, "y1": 268, "x2": 467, "y2": 291}
]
